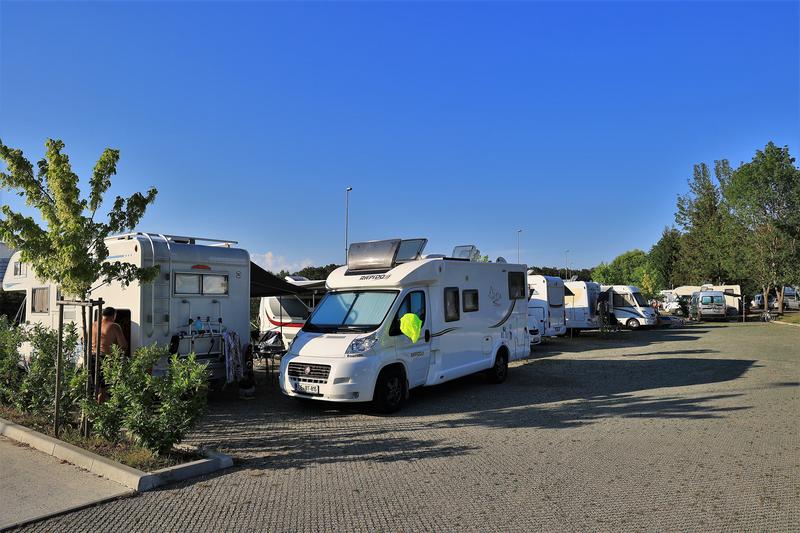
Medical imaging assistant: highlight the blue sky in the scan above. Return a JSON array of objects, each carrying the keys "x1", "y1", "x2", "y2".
[{"x1": 1, "y1": 1, "x2": 798, "y2": 273}]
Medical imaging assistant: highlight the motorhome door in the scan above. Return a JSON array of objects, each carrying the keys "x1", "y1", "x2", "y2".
[{"x1": 390, "y1": 290, "x2": 431, "y2": 387}]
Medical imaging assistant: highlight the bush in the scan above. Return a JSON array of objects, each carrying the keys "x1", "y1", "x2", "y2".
[
  {"x1": 0, "y1": 316, "x2": 25, "y2": 405},
  {"x1": 15, "y1": 323, "x2": 82, "y2": 426},
  {"x1": 85, "y1": 344, "x2": 209, "y2": 453}
]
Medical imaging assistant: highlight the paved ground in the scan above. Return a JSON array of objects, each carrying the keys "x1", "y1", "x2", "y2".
[
  {"x1": 14, "y1": 322, "x2": 800, "y2": 532},
  {"x1": 0, "y1": 436, "x2": 132, "y2": 530}
]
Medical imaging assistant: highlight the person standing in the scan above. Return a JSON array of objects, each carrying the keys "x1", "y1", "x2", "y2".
[{"x1": 91, "y1": 307, "x2": 128, "y2": 400}]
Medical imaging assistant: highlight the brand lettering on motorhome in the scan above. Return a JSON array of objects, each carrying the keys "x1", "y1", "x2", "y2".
[{"x1": 359, "y1": 274, "x2": 391, "y2": 280}]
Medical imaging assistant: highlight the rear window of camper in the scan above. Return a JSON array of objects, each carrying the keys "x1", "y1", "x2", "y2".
[
  {"x1": 175, "y1": 273, "x2": 229, "y2": 295},
  {"x1": 444, "y1": 287, "x2": 460, "y2": 322},
  {"x1": 463, "y1": 290, "x2": 479, "y2": 312},
  {"x1": 508, "y1": 272, "x2": 525, "y2": 299},
  {"x1": 32, "y1": 287, "x2": 49, "y2": 313}
]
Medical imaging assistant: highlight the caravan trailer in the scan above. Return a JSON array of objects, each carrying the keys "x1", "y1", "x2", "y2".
[
  {"x1": 2, "y1": 233, "x2": 252, "y2": 380},
  {"x1": 527, "y1": 275, "x2": 566, "y2": 337},
  {"x1": 279, "y1": 239, "x2": 530, "y2": 413},
  {"x1": 564, "y1": 280, "x2": 602, "y2": 330},
  {"x1": 601, "y1": 285, "x2": 658, "y2": 329}
]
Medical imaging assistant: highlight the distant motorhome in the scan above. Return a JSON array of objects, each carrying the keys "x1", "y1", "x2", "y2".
[
  {"x1": 527, "y1": 275, "x2": 566, "y2": 337},
  {"x1": 564, "y1": 280, "x2": 602, "y2": 330},
  {"x1": 279, "y1": 239, "x2": 530, "y2": 413},
  {"x1": 601, "y1": 285, "x2": 658, "y2": 329}
]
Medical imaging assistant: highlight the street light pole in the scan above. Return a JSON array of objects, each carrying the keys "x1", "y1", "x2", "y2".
[
  {"x1": 345, "y1": 187, "x2": 353, "y2": 263},
  {"x1": 564, "y1": 249, "x2": 570, "y2": 279},
  {"x1": 517, "y1": 229, "x2": 522, "y2": 263}
]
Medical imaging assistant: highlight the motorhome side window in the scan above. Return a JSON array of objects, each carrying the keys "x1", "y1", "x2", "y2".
[
  {"x1": 444, "y1": 287, "x2": 460, "y2": 322},
  {"x1": 13, "y1": 262, "x2": 26, "y2": 277},
  {"x1": 391, "y1": 291, "x2": 426, "y2": 335},
  {"x1": 463, "y1": 289, "x2": 479, "y2": 312},
  {"x1": 174, "y1": 273, "x2": 229, "y2": 295},
  {"x1": 203, "y1": 274, "x2": 229, "y2": 295},
  {"x1": 612, "y1": 293, "x2": 629, "y2": 308},
  {"x1": 508, "y1": 272, "x2": 525, "y2": 299},
  {"x1": 32, "y1": 287, "x2": 49, "y2": 313}
]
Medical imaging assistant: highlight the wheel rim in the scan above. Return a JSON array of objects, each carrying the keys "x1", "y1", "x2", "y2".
[
  {"x1": 385, "y1": 376, "x2": 402, "y2": 406},
  {"x1": 629, "y1": 319, "x2": 639, "y2": 328}
]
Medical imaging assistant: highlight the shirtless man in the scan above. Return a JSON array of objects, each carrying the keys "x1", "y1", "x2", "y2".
[{"x1": 91, "y1": 307, "x2": 128, "y2": 399}]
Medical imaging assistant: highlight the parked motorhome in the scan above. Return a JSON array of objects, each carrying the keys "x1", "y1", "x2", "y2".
[
  {"x1": 674, "y1": 284, "x2": 741, "y2": 316},
  {"x1": 279, "y1": 239, "x2": 530, "y2": 413},
  {"x1": 258, "y1": 295, "x2": 311, "y2": 349},
  {"x1": 564, "y1": 281, "x2": 602, "y2": 330},
  {"x1": 527, "y1": 275, "x2": 566, "y2": 337},
  {"x1": 783, "y1": 287, "x2": 800, "y2": 311},
  {"x1": 2, "y1": 233, "x2": 254, "y2": 380},
  {"x1": 601, "y1": 285, "x2": 658, "y2": 329},
  {"x1": 696, "y1": 290, "x2": 727, "y2": 321}
]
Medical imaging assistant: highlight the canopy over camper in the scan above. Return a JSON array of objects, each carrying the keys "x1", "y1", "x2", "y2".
[{"x1": 279, "y1": 238, "x2": 530, "y2": 413}]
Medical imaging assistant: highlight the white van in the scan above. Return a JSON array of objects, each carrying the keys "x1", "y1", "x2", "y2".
[
  {"x1": 564, "y1": 281, "x2": 602, "y2": 330},
  {"x1": 258, "y1": 295, "x2": 311, "y2": 349},
  {"x1": 601, "y1": 285, "x2": 658, "y2": 329},
  {"x1": 2, "y1": 233, "x2": 252, "y2": 380},
  {"x1": 279, "y1": 239, "x2": 530, "y2": 413},
  {"x1": 527, "y1": 275, "x2": 566, "y2": 337},
  {"x1": 697, "y1": 290, "x2": 727, "y2": 320}
]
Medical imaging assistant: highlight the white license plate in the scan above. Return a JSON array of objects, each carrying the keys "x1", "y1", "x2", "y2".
[{"x1": 295, "y1": 383, "x2": 319, "y2": 395}]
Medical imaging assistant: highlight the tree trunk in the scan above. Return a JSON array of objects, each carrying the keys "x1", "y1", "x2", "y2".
[
  {"x1": 777, "y1": 285, "x2": 785, "y2": 315},
  {"x1": 763, "y1": 286, "x2": 770, "y2": 313}
]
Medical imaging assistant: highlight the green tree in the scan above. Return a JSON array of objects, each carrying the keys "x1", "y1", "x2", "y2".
[
  {"x1": 721, "y1": 142, "x2": 800, "y2": 312},
  {"x1": 592, "y1": 249, "x2": 649, "y2": 286},
  {"x1": 294, "y1": 264, "x2": 341, "y2": 280},
  {"x1": 0, "y1": 139, "x2": 158, "y2": 298},
  {"x1": 648, "y1": 227, "x2": 683, "y2": 289}
]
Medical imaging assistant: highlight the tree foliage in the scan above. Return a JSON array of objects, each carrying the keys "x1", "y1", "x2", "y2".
[
  {"x1": 0, "y1": 139, "x2": 158, "y2": 297},
  {"x1": 648, "y1": 227, "x2": 683, "y2": 289}
]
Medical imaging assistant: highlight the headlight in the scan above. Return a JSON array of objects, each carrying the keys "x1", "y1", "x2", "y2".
[{"x1": 345, "y1": 332, "x2": 378, "y2": 357}]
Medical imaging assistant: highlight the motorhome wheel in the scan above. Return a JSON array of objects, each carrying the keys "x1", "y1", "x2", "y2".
[
  {"x1": 487, "y1": 350, "x2": 508, "y2": 384},
  {"x1": 626, "y1": 318, "x2": 641, "y2": 329},
  {"x1": 373, "y1": 367, "x2": 406, "y2": 414}
]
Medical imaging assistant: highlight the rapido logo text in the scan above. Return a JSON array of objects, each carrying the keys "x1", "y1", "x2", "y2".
[{"x1": 359, "y1": 274, "x2": 391, "y2": 281}]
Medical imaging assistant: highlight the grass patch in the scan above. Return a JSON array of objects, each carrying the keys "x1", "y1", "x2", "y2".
[
  {"x1": 0, "y1": 405, "x2": 202, "y2": 471},
  {"x1": 778, "y1": 312, "x2": 800, "y2": 325}
]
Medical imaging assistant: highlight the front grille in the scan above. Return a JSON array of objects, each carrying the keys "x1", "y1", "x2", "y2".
[{"x1": 288, "y1": 362, "x2": 331, "y2": 381}]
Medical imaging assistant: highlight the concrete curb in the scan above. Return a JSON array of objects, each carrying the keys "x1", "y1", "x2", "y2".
[
  {"x1": 0, "y1": 417, "x2": 232, "y2": 492},
  {"x1": 773, "y1": 320, "x2": 800, "y2": 328}
]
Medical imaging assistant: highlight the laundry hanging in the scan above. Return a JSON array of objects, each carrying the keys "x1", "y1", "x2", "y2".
[{"x1": 223, "y1": 330, "x2": 244, "y2": 384}]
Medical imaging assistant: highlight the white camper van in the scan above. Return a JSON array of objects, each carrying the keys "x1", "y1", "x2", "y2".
[
  {"x1": 279, "y1": 239, "x2": 530, "y2": 413},
  {"x1": 2, "y1": 233, "x2": 251, "y2": 380},
  {"x1": 564, "y1": 280, "x2": 602, "y2": 330},
  {"x1": 527, "y1": 275, "x2": 566, "y2": 337},
  {"x1": 258, "y1": 295, "x2": 311, "y2": 349},
  {"x1": 601, "y1": 285, "x2": 658, "y2": 329}
]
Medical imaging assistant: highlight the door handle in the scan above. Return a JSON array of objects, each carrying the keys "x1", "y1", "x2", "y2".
[{"x1": 424, "y1": 329, "x2": 431, "y2": 342}]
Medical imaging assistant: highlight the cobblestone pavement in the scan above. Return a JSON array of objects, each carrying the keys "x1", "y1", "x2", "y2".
[{"x1": 17, "y1": 322, "x2": 799, "y2": 532}]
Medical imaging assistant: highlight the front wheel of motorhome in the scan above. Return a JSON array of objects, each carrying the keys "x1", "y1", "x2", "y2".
[
  {"x1": 487, "y1": 350, "x2": 509, "y2": 384},
  {"x1": 626, "y1": 318, "x2": 641, "y2": 330},
  {"x1": 372, "y1": 366, "x2": 406, "y2": 414}
]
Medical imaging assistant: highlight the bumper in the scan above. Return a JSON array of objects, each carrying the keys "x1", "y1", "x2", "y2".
[{"x1": 279, "y1": 355, "x2": 381, "y2": 403}]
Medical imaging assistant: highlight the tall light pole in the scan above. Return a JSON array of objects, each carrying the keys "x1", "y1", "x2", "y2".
[
  {"x1": 345, "y1": 187, "x2": 353, "y2": 262},
  {"x1": 564, "y1": 249, "x2": 570, "y2": 279},
  {"x1": 517, "y1": 229, "x2": 522, "y2": 263}
]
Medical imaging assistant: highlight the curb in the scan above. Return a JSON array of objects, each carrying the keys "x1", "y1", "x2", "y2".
[
  {"x1": 0, "y1": 417, "x2": 233, "y2": 492},
  {"x1": 773, "y1": 320, "x2": 800, "y2": 328}
]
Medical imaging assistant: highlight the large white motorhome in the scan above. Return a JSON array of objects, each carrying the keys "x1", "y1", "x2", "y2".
[
  {"x1": 2, "y1": 233, "x2": 252, "y2": 380},
  {"x1": 527, "y1": 275, "x2": 566, "y2": 337},
  {"x1": 601, "y1": 285, "x2": 658, "y2": 329},
  {"x1": 279, "y1": 239, "x2": 530, "y2": 413},
  {"x1": 258, "y1": 295, "x2": 311, "y2": 349},
  {"x1": 564, "y1": 280, "x2": 602, "y2": 330}
]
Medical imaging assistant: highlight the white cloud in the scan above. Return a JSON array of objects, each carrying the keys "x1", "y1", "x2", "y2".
[{"x1": 252, "y1": 251, "x2": 314, "y2": 275}]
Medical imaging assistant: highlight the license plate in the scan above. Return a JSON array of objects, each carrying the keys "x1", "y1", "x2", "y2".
[{"x1": 295, "y1": 383, "x2": 319, "y2": 395}]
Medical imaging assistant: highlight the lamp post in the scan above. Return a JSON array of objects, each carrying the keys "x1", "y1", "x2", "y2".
[
  {"x1": 345, "y1": 187, "x2": 353, "y2": 262},
  {"x1": 517, "y1": 229, "x2": 522, "y2": 263},
  {"x1": 564, "y1": 249, "x2": 570, "y2": 279}
]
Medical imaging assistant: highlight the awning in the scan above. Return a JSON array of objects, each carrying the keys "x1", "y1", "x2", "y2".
[
  {"x1": 250, "y1": 262, "x2": 302, "y2": 297},
  {"x1": 564, "y1": 285, "x2": 575, "y2": 297}
]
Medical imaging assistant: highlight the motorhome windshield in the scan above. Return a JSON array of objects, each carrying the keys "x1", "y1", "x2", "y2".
[
  {"x1": 304, "y1": 290, "x2": 398, "y2": 333},
  {"x1": 632, "y1": 292, "x2": 648, "y2": 307},
  {"x1": 269, "y1": 297, "x2": 310, "y2": 321}
]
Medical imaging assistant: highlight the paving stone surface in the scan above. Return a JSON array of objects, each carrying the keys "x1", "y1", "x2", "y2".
[{"x1": 15, "y1": 322, "x2": 800, "y2": 532}]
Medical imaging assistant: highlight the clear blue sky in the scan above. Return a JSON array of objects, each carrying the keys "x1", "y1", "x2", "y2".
[{"x1": 1, "y1": 1, "x2": 798, "y2": 273}]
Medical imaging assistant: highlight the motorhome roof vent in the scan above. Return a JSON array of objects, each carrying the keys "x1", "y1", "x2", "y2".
[
  {"x1": 496, "y1": 257, "x2": 507, "y2": 263},
  {"x1": 451, "y1": 245, "x2": 481, "y2": 262},
  {"x1": 347, "y1": 238, "x2": 428, "y2": 272}
]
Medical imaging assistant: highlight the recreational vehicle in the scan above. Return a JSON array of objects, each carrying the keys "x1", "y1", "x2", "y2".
[
  {"x1": 258, "y1": 295, "x2": 311, "y2": 349},
  {"x1": 696, "y1": 290, "x2": 727, "y2": 321},
  {"x1": 2, "y1": 233, "x2": 253, "y2": 380},
  {"x1": 527, "y1": 275, "x2": 567, "y2": 337},
  {"x1": 783, "y1": 287, "x2": 800, "y2": 311},
  {"x1": 674, "y1": 284, "x2": 741, "y2": 316},
  {"x1": 279, "y1": 239, "x2": 530, "y2": 413},
  {"x1": 601, "y1": 285, "x2": 658, "y2": 329},
  {"x1": 564, "y1": 280, "x2": 602, "y2": 330}
]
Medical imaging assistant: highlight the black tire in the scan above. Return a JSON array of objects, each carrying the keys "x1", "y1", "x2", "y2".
[
  {"x1": 627, "y1": 318, "x2": 641, "y2": 330},
  {"x1": 372, "y1": 367, "x2": 405, "y2": 414},
  {"x1": 487, "y1": 350, "x2": 508, "y2": 384}
]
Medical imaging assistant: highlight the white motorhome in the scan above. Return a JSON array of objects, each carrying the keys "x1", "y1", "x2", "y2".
[
  {"x1": 258, "y1": 295, "x2": 311, "y2": 349},
  {"x1": 601, "y1": 285, "x2": 658, "y2": 329},
  {"x1": 2, "y1": 233, "x2": 252, "y2": 380},
  {"x1": 564, "y1": 280, "x2": 602, "y2": 330},
  {"x1": 674, "y1": 284, "x2": 741, "y2": 316},
  {"x1": 527, "y1": 275, "x2": 566, "y2": 337},
  {"x1": 279, "y1": 239, "x2": 530, "y2": 413}
]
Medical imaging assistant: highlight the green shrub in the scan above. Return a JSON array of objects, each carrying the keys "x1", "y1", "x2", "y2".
[
  {"x1": 15, "y1": 323, "x2": 81, "y2": 426},
  {"x1": 0, "y1": 316, "x2": 25, "y2": 405},
  {"x1": 86, "y1": 344, "x2": 209, "y2": 453}
]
